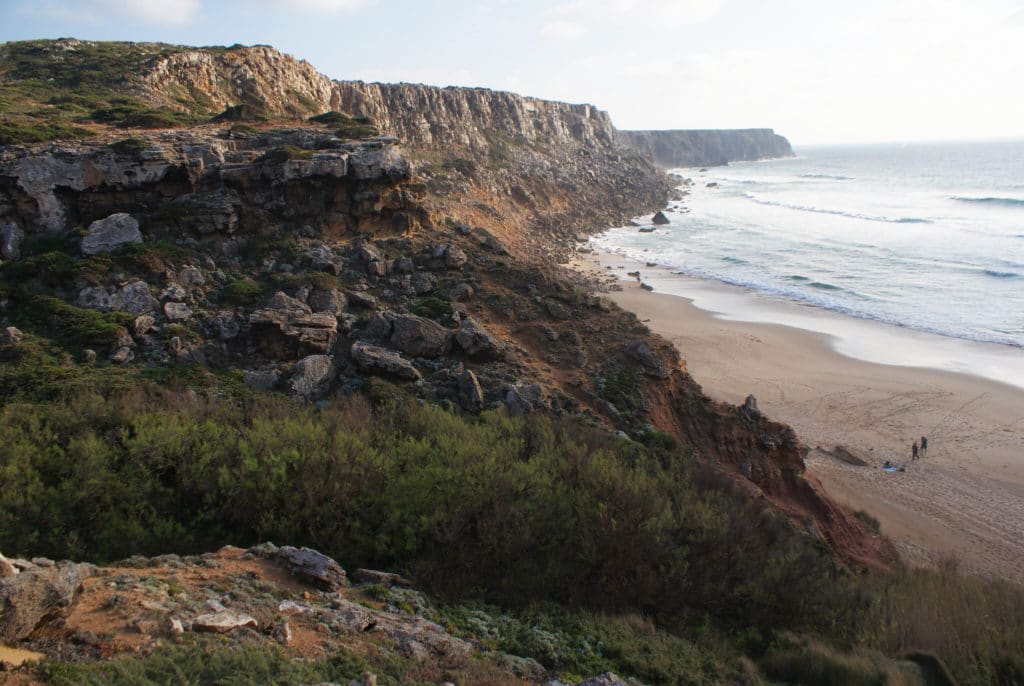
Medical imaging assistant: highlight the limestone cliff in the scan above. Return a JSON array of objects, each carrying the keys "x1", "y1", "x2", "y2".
[
  {"x1": 617, "y1": 128, "x2": 795, "y2": 168},
  {"x1": 331, "y1": 81, "x2": 616, "y2": 152}
]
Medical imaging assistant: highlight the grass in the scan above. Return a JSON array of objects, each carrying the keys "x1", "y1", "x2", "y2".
[{"x1": 36, "y1": 641, "x2": 386, "y2": 686}]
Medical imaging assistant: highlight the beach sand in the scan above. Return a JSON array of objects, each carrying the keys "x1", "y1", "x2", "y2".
[{"x1": 573, "y1": 250, "x2": 1024, "y2": 584}]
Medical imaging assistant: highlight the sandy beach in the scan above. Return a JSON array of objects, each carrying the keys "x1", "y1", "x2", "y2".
[{"x1": 574, "y1": 250, "x2": 1024, "y2": 584}]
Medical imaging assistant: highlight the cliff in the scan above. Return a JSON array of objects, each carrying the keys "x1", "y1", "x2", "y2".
[
  {"x1": 331, "y1": 81, "x2": 615, "y2": 151},
  {"x1": 617, "y1": 128, "x2": 795, "y2": 168}
]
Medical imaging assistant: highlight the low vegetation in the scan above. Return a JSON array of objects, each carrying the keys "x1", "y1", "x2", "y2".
[{"x1": 1, "y1": 388, "x2": 1022, "y2": 684}]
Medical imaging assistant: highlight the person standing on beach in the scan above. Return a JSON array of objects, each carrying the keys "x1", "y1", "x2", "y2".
[
  {"x1": 921, "y1": 436, "x2": 928, "y2": 456},
  {"x1": 912, "y1": 441, "x2": 919, "y2": 460}
]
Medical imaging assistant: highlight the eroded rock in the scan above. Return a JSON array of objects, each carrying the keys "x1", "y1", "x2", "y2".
[
  {"x1": 191, "y1": 609, "x2": 258, "y2": 633},
  {"x1": 289, "y1": 354, "x2": 335, "y2": 399},
  {"x1": 456, "y1": 369, "x2": 484, "y2": 412},
  {"x1": 0, "y1": 562, "x2": 94, "y2": 643},
  {"x1": 81, "y1": 213, "x2": 142, "y2": 255},
  {"x1": 277, "y1": 546, "x2": 347, "y2": 591},
  {"x1": 453, "y1": 318, "x2": 502, "y2": 360},
  {"x1": 389, "y1": 314, "x2": 450, "y2": 358},
  {"x1": 250, "y1": 292, "x2": 338, "y2": 358},
  {"x1": 351, "y1": 341, "x2": 421, "y2": 380}
]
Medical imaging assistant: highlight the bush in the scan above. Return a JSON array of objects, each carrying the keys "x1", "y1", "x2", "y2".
[
  {"x1": 221, "y1": 276, "x2": 264, "y2": 304},
  {"x1": 107, "y1": 138, "x2": 150, "y2": 155},
  {"x1": 257, "y1": 145, "x2": 314, "y2": 164},
  {"x1": 0, "y1": 390, "x2": 847, "y2": 637},
  {"x1": 411, "y1": 296, "x2": 451, "y2": 319},
  {"x1": 0, "y1": 120, "x2": 93, "y2": 145},
  {"x1": 308, "y1": 110, "x2": 372, "y2": 126}
]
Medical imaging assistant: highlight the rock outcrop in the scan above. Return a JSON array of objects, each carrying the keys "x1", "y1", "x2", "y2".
[{"x1": 618, "y1": 128, "x2": 795, "y2": 168}]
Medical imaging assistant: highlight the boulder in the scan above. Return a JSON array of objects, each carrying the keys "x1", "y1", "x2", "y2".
[
  {"x1": 453, "y1": 318, "x2": 502, "y2": 360},
  {"x1": 505, "y1": 384, "x2": 545, "y2": 417},
  {"x1": 0, "y1": 222, "x2": 24, "y2": 260},
  {"x1": 742, "y1": 394, "x2": 760, "y2": 417},
  {"x1": 409, "y1": 272, "x2": 435, "y2": 295},
  {"x1": 351, "y1": 569, "x2": 413, "y2": 588},
  {"x1": 444, "y1": 245, "x2": 468, "y2": 269},
  {"x1": 289, "y1": 354, "x2": 335, "y2": 399},
  {"x1": 163, "y1": 302, "x2": 193, "y2": 321},
  {"x1": 623, "y1": 340, "x2": 669, "y2": 379},
  {"x1": 278, "y1": 546, "x2": 347, "y2": 591},
  {"x1": 117, "y1": 281, "x2": 161, "y2": 314},
  {"x1": 354, "y1": 240, "x2": 386, "y2": 276},
  {"x1": 0, "y1": 552, "x2": 17, "y2": 579},
  {"x1": 207, "y1": 310, "x2": 240, "y2": 340},
  {"x1": 77, "y1": 281, "x2": 159, "y2": 314},
  {"x1": 80, "y1": 213, "x2": 142, "y2": 255},
  {"x1": 178, "y1": 266, "x2": 206, "y2": 286},
  {"x1": 1, "y1": 326, "x2": 23, "y2": 347},
  {"x1": 249, "y1": 292, "x2": 338, "y2": 359},
  {"x1": 0, "y1": 562, "x2": 94, "y2": 643},
  {"x1": 304, "y1": 243, "x2": 343, "y2": 275},
  {"x1": 456, "y1": 369, "x2": 484, "y2": 412},
  {"x1": 651, "y1": 211, "x2": 671, "y2": 225},
  {"x1": 448, "y1": 282, "x2": 474, "y2": 302},
  {"x1": 389, "y1": 314, "x2": 450, "y2": 358},
  {"x1": 347, "y1": 291, "x2": 378, "y2": 309},
  {"x1": 308, "y1": 288, "x2": 346, "y2": 315},
  {"x1": 191, "y1": 610, "x2": 258, "y2": 633},
  {"x1": 161, "y1": 283, "x2": 187, "y2": 302},
  {"x1": 351, "y1": 341, "x2": 422, "y2": 380},
  {"x1": 76, "y1": 286, "x2": 113, "y2": 311},
  {"x1": 545, "y1": 300, "x2": 572, "y2": 320},
  {"x1": 132, "y1": 315, "x2": 156, "y2": 337}
]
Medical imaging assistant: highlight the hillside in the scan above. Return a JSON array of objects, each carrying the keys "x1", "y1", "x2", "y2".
[{"x1": 1, "y1": 39, "x2": 1022, "y2": 685}]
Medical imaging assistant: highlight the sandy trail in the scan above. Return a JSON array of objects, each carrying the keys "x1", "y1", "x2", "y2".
[{"x1": 574, "y1": 251, "x2": 1024, "y2": 584}]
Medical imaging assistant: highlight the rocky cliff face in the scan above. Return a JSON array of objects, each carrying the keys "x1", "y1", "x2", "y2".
[
  {"x1": 617, "y1": 128, "x2": 795, "y2": 168},
  {"x1": 137, "y1": 45, "x2": 335, "y2": 118},
  {"x1": 332, "y1": 81, "x2": 616, "y2": 152}
]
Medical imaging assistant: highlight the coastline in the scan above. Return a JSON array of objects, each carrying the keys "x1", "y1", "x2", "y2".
[{"x1": 572, "y1": 247, "x2": 1024, "y2": 584}]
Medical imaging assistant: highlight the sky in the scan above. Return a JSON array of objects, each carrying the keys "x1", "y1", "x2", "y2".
[{"x1": 2, "y1": 0, "x2": 1023, "y2": 145}]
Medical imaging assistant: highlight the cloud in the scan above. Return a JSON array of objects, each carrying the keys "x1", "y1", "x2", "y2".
[
  {"x1": 542, "y1": 0, "x2": 721, "y2": 38},
  {"x1": 19, "y1": 0, "x2": 199, "y2": 25},
  {"x1": 99, "y1": 0, "x2": 201, "y2": 25},
  {"x1": 253, "y1": 0, "x2": 365, "y2": 11}
]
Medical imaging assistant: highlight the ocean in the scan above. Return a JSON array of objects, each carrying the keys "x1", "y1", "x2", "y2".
[{"x1": 593, "y1": 140, "x2": 1024, "y2": 386}]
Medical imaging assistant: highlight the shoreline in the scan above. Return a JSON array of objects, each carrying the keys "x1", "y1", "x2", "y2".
[{"x1": 572, "y1": 247, "x2": 1024, "y2": 584}]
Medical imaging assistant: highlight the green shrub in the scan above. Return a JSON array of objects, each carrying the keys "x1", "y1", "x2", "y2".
[
  {"x1": 221, "y1": 276, "x2": 264, "y2": 304},
  {"x1": 257, "y1": 145, "x2": 314, "y2": 164},
  {"x1": 308, "y1": 111, "x2": 371, "y2": 126},
  {"x1": 107, "y1": 138, "x2": 150, "y2": 155},
  {"x1": 90, "y1": 105, "x2": 193, "y2": 129},
  {"x1": 22, "y1": 294, "x2": 133, "y2": 345},
  {"x1": 411, "y1": 296, "x2": 451, "y2": 319},
  {"x1": 0, "y1": 120, "x2": 93, "y2": 145}
]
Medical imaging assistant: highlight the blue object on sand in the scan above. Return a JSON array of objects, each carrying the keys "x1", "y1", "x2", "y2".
[{"x1": 883, "y1": 465, "x2": 899, "y2": 473}]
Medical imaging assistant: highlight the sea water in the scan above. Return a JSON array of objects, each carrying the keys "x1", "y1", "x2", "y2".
[{"x1": 593, "y1": 140, "x2": 1024, "y2": 386}]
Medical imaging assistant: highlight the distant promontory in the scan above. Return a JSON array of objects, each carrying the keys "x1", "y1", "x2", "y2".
[{"x1": 617, "y1": 128, "x2": 795, "y2": 168}]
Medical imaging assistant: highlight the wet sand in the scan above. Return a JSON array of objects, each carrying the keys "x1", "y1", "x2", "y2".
[{"x1": 573, "y1": 250, "x2": 1024, "y2": 583}]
